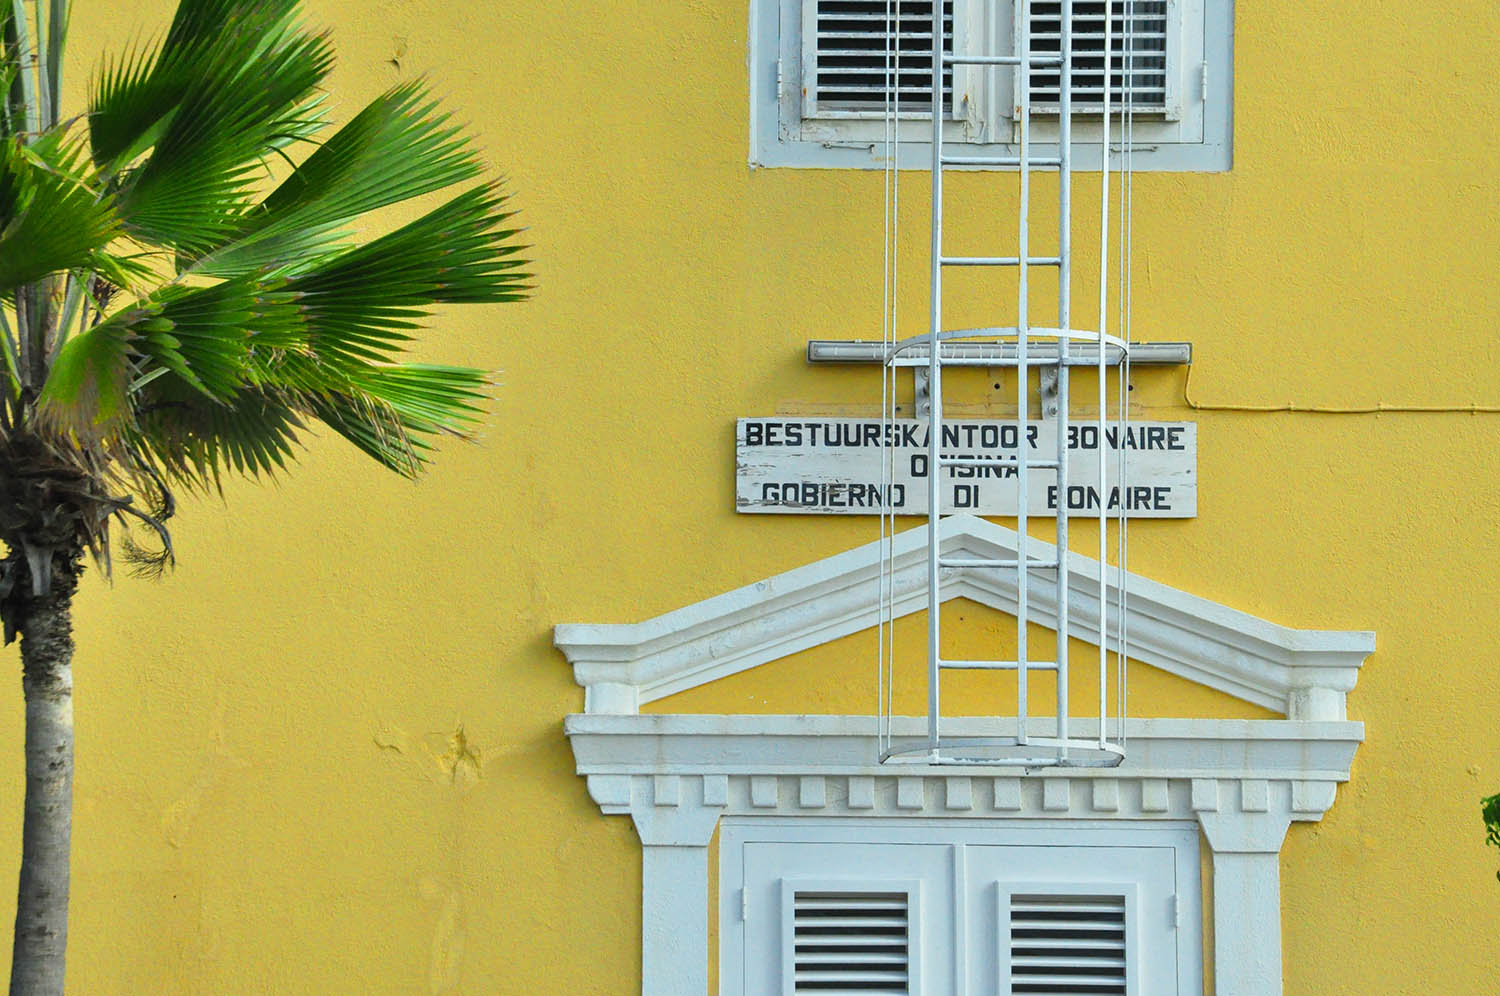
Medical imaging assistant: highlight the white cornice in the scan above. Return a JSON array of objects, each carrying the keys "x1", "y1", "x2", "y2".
[
  {"x1": 554, "y1": 515, "x2": 1375, "y2": 718},
  {"x1": 564, "y1": 713, "x2": 1363, "y2": 825}
]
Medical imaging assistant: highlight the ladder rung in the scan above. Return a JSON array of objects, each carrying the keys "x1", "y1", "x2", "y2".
[
  {"x1": 941, "y1": 155, "x2": 1062, "y2": 168},
  {"x1": 939, "y1": 660, "x2": 1060, "y2": 671},
  {"x1": 938, "y1": 456, "x2": 1060, "y2": 469},
  {"x1": 938, "y1": 558, "x2": 1060, "y2": 570},
  {"x1": 945, "y1": 55, "x2": 1062, "y2": 67},
  {"x1": 939, "y1": 256, "x2": 1062, "y2": 267}
]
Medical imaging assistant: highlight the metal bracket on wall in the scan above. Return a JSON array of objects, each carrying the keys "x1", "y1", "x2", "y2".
[
  {"x1": 806, "y1": 339, "x2": 1193, "y2": 366},
  {"x1": 1040, "y1": 365, "x2": 1060, "y2": 419},
  {"x1": 807, "y1": 340, "x2": 1192, "y2": 420}
]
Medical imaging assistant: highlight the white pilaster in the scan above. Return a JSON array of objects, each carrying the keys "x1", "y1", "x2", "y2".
[
  {"x1": 640, "y1": 845, "x2": 711, "y2": 996},
  {"x1": 1199, "y1": 797, "x2": 1294, "y2": 996},
  {"x1": 1207, "y1": 851, "x2": 1284, "y2": 996},
  {"x1": 629, "y1": 776, "x2": 724, "y2": 996}
]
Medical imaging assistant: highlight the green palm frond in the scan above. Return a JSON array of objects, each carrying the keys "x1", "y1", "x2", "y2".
[
  {"x1": 287, "y1": 184, "x2": 527, "y2": 368},
  {"x1": 0, "y1": 131, "x2": 121, "y2": 293},
  {"x1": 89, "y1": 0, "x2": 310, "y2": 172},
  {"x1": 142, "y1": 274, "x2": 302, "y2": 401},
  {"x1": 34, "y1": 305, "x2": 144, "y2": 440},
  {"x1": 129, "y1": 385, "x2": 306, "y2": 489},
  {"x1": 196, "y1": 80, "x2": 483, "y2": 277},
  {"x1": 96, "y1": 1, "x2": 332, "y2": 256},
  {"x1": 113, "y1": 33, "x2": 332, "y2": 255},
  {"x1": 4, "y1": 0, "x2": 529, "y2": 579},
  {"x1": 306, "y1": 363, "x2": 489, "y2": 477},
  {"x1": 36, "y1": 270, "x2": 306, "y2": 438}
]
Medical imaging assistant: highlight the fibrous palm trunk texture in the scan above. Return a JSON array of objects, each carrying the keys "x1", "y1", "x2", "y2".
[{"x1": 8, "y1": 554, "x2": 77, "y2": 996}]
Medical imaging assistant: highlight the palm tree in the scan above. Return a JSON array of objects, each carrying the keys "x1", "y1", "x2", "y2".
[
  {"x1": 1486, "y1": 792, "x2": 1499, "y2": 881},
  {"x1": 0, "y1": 1, "x2": 528, "y2": 991}
]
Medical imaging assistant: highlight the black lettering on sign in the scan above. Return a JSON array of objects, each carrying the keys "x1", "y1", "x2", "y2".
[
  {"x1": 952, "y1": 463, "x2": 1017, "y2": 479},
  {"x1": 1066, "y1": 485, "x2": 1096, "y2": 509},
  {"x1": 745, "y1": 422, "x2": 763, "y2": 446},
  {"x1": 953, "y1": 484, "x2": 978, "y2": 508},
  {"x1": 1068, "y1": 425, "x2": 1100, "y2": 450},
  {"x1": 911, "y1": 454, "x2": 928, "y2": 478}
]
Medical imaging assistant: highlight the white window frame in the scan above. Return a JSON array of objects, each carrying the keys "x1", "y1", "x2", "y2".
[
  {"x1": 559, "y1": 515, "x2": 1373, "y2": 996},
  {"x1": 749, "y1": 0, "x2": 1232, "y2": 171},
  {"x1": 724, "y1": 819, "x2": 1199, "y2": 996},
  {"x1": 794, "y1": 0, "x2": 992, "y2": 147}
]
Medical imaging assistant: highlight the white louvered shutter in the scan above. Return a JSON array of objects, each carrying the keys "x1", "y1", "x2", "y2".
[
  {"x1": 790, "y1": 890, "x2": 911, "y2": 993},
  {"x1": 726, "y1": 828, "x2": 1195, "y2": 996},
  {"x1": 1009, "y1": 894, "x2": 1128, "y2": 995},
  {"x1": 1024, "y1": 1, "x2": 1175, "y2": 115},
  {"x1": 802, "y1": 0, "x2": 955, "y2": 118}
]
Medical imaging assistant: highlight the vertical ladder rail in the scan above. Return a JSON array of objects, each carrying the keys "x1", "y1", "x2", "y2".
[
  {"x1": 1014, "y1": 0, "x2": 1032, "y2": 748},
  {"x1": 926, "y1": 0, "x2": 946, "y2": 760},
  {"x1": 1097, "y1": 0, "x2": 1113, "y2": 750},
  {"x1": 1055, "y1": 0, "x2": 1072, "y2": 760},
  {"x1": 1104, "y1": 0, "x2": 1116, "y2": 747}
]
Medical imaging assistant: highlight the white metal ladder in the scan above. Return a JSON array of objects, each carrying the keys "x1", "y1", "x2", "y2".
[{"x1": 879, "y1": 0, "x2": 1131, "y2": 768}]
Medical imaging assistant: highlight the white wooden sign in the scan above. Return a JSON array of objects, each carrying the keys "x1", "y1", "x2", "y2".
[{"x1": 736, "y1": 417, "x2": 1196, "y2": 518}]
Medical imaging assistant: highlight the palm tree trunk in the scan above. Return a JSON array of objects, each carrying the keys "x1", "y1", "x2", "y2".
[{"x1": 8, "y1": 563, "x2": 77, "y2": 996}]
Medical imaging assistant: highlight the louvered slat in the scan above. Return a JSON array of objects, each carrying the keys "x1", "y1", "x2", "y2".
[
  {"x1": 796, "y1": 897, "x2": 907, "y2": 909},
  {"x1": 1010, "y1": 893, "x2": 1126, "y2": 995},
  {"x1": 1026, "y1": 0, "x2": 1169, "y2": 112},
  {"x1": 812, "y1": 0, "x2": 954, "y2": 113},
  {"x1": 793, "y1": 890, "x2": 909, "y2": 993}
]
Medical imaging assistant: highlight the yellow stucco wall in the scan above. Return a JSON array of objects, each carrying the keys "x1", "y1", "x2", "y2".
[{"x1": 1, "y1": 1, "x2": 1497, "y2": 993}]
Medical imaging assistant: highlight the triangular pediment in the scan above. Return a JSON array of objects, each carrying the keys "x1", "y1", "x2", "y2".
[{"x1": 554, "y1": 515, "x2": 1373, "y2": 718}]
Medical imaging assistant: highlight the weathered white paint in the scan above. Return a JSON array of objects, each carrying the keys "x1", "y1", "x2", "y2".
[
  {"x1": 627, "y1": 770, "x2": 724, "y2": 996},
  {"x1": 641, "y1": 845, "x2": 712, "y2": 996},
  {"x1": 736, "y1": 417, "x2": 1197, "y2": 517},
  {"x1": 749, "y1": 0, "x2": 1231, "y2": 170},
  {"x1": 557, "y1": 505, "x2": 1372, "y2": 996},
  {"x1": 1199, "y1": 802, "x2": 1296, "y2": 996},
  {"x1": 566, "y1": 715, "x2": 1363, "y2": 799},
  {"x1": 566, "y1": 715, "x2": 1355, "y2": 996},
  {"x1": 554, "y1": 515, "x2": 1375, "y2": 718}
]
